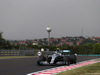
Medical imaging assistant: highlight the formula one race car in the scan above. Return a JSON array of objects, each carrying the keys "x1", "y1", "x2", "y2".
[{"x1": 37, "y1": 50, "x2": 77, "y2": 66}]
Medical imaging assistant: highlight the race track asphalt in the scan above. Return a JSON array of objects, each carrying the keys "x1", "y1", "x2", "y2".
[{"x1": 0, "y1": 56, "x2": 100, "y2": 75}]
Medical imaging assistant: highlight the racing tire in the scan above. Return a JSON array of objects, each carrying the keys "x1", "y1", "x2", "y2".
[
  {"x1": 47, "y1": 57, "x2": 52, "y2": 63},
  {"x1": 37, "y1": 55, "x2": 46, "y2": 66},
  {"x1": 53, "y1": 56, "x2": 63, "y2": 64},
  {"x1": 69, "y1": 54, "x2": 77, "y2": 64},
  {"x1": 38, "y1": 55, "x2": 46, "y2": 61},
  {"x1": 63, "y1": 56, "x2": 70, "y2": 66},
  {"x1": 37, "y1": 60, "x2": 42, "y2": 66}
]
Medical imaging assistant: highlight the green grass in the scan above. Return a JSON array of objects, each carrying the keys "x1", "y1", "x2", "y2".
[
  {"x1": 0, "y1": 56, "x2": 37, "y2": 59},
  {"x1": 56, "y1": 62, "x2": 100, "y2": 75}
]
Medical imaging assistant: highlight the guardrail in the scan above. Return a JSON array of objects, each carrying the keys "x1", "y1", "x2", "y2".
[
  {"x1": 0, "y1": 50, "x2": 100, "y2": 56},
  {"x1": 78, "y1": 54, "x2": 100, "y2": 56},
  {"x1": 0, "y1": 50, "x2": 39, "y2": 56},
  {"x1": 0, "y1": 50, "x2": 54, "y2": 56}
]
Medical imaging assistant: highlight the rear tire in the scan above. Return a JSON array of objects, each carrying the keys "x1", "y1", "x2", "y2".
[{"x1": 70, "y1": 54, "x2": 77, "y2": 64}]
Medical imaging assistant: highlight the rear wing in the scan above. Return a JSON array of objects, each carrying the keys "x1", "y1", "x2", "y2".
[
  {"x1": 62, "y1": 50, "x2": 70, "y2": 55},
  {"x1": 62, "y1": 50, "x2": 70, "y2": 53}
]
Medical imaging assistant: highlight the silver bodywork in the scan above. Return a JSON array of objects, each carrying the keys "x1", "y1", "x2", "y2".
[
  {"x1": 39, "y1": 52, "x2": 65, "y2": 65},
  {"x1": 37, "y1": 50, "x2": 77, "y2": 65}
]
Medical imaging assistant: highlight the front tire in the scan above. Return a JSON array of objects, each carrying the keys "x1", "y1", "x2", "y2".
[
  {"x1": 37, "y1": 60, "x2": 42, "y2": 65},
  {"x1": 63, "y1": 56, "x2": 70, "y2": 66},
  {"x1": 39, "y1": 55, "x2": 46, "y2": 61},
  {"x1": 37, "y1": 55, "x2": 46, "y2": 66}
]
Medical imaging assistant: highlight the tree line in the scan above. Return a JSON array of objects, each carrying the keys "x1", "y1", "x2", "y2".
[
  {"x1": 0, "y1": 32, "x2": 100, "y2": 54},
  {"x1": 39, "y1": 43, "x2": 100, "y2": 54}
]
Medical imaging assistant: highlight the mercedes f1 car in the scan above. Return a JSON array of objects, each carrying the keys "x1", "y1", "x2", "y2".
[{"x1": 37, "y1": 50, "x2": 77, "y2": 66}]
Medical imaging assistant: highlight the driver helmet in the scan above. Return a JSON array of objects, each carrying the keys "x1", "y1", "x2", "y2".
[{"x1": 56, "y1": 48, "x2": 61, "y2": 52}]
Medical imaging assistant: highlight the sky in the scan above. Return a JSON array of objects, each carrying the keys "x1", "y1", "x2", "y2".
[{"x1": 0, "y1": 0, "x2": 100, "y2": 40}]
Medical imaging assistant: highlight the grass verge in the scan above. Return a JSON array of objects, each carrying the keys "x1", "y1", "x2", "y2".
[
  {"x1": 0, "y1": 56, "x2": 37, "y2": 59},
  {"x1": 56, "y1": 61, "x2": 100, "y2": 75}
]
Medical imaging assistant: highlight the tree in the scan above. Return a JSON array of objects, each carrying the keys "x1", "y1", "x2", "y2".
[
  {"x1": 80, "y1": 38, "x2": 96, "y2": 45},
  {"x1": 84, "y1": 43, "x2": 93, "y2": 54},
  {"x1": 92, "y1": 43, "x2": 100, "y2": 54},
  {"x1": 0, "y1": 32, "x2": 5, "y2": 49},
  {"x1": 0, "y1": 32, "x2": 11, "y2": 49}
]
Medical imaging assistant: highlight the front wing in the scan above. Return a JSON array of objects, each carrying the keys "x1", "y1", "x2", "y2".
[{"x1": 39, "y1": 61, "x2": 65, "y2": 65}]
